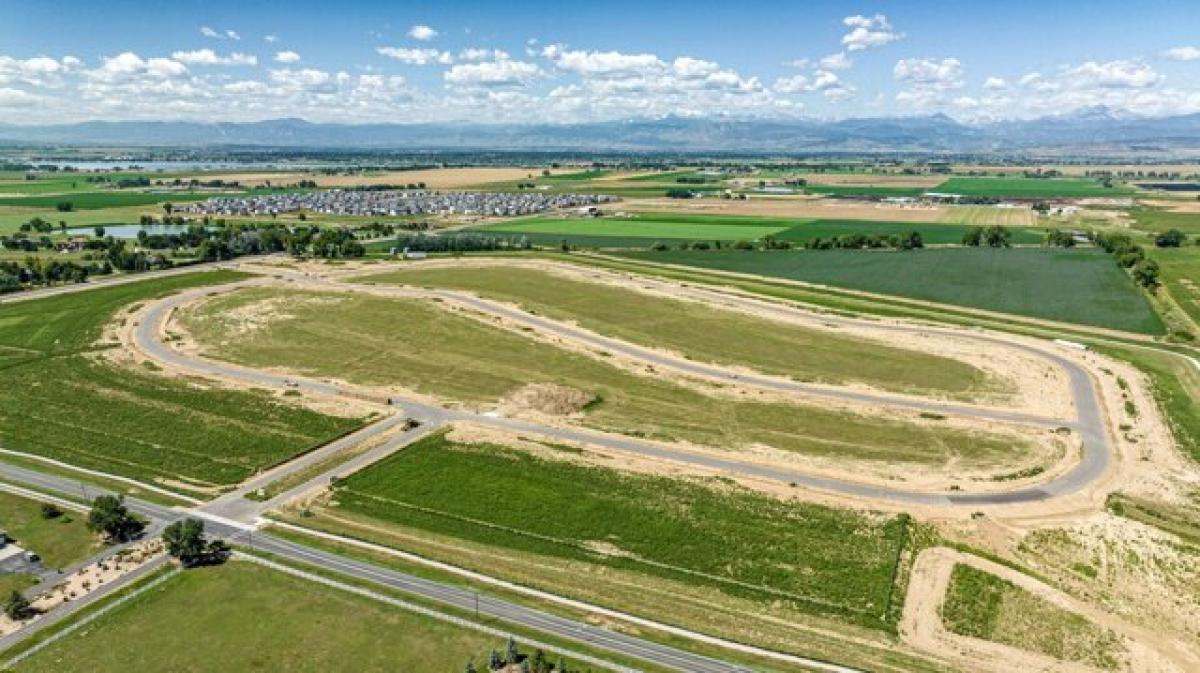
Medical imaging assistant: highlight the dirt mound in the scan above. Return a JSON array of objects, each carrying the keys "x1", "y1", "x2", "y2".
[{"x1": 502, "y1": 383, "x2": 596, "y2": 416}]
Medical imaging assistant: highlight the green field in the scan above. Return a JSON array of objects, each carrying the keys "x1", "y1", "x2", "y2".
[
  {"x1": 0, "y1": 191, "x2": 219, "y2": 210},
  {"x1": 1151, "y1": 246, "x2": 1200, "y2": 327},
  {"x1": 1130, "y1": 207, "x2": 1200, "y2": 235},
  {"x1": 336, "y1": 432, "x2": 910, "y2": 628},
  {"x1": 619, "y1": 248, "x2": 1165, "y2": 334},
  {"x1": 805, "y1": 185, "x2": 928, "y2": 198},
  {"x1": 180, "y1": 287, "x2": 1039, "y2": 470},
  {"x1": 935, "y1": 177, "x2": 1130, "y2": 199},
  {"x1": 0, "y1": 273, "x2": 363, "y2": 492},
  {"x1": 941, "y1": 563, "x2": 1124, "y2": 669},
  {"x1": 480, "y1": 215, "x2": 790, "y2": 242},
  {"x1": 9, "y1": 561, "x2": 539, "y2": 673},
  {"x1": 776, "y1": 219, "x2": 1044, "y2": 245},
  {"x1": 357, "y1": 264, "x2": 997, "y2": 398},
  {"x1": 0, "y1": 205, "x2": 157, "y2": 235},
  {"x1": 0, "y1": 491, "x2": 98, "y2": 569}
]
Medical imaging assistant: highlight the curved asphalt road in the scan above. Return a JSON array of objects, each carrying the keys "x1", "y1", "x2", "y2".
[{"x1": 137, "y1": 280, "x2": 1113, "y2": 507}]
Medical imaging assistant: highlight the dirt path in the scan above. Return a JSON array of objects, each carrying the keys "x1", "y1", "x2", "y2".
[{"x1": 900, "y1": 547, "x2": 1198, "y2": 673}]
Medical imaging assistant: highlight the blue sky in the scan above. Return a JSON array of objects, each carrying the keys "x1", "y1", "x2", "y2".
[{"x1": 2, "y1": 0, "x2": 1200, "y2": 124}]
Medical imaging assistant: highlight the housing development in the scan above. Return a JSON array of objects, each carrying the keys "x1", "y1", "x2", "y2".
[{"x1": 0, "y1": 3, "x2": 1199, "y2": 673}]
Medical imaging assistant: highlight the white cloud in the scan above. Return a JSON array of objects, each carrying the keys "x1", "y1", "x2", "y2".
[
  {"x1": 171, "y1": 49, "x2": 257, "y2": 66},
  {"x1": 773, "y1": 69, "x2": 849, "y2": 98},
  {"x1": 1062, "y1": 60, "x2": 1161, "y2": 88},
  {"x1": 269, "y1": 68, "x2": 334, "y2": 92},
  {"x1": 200, "y1": 26, "x2": 219, "y2": 38},
  {"x1": 819, "y1": 52, "x2": 852, "y2": 70},
  {"x1": 264, "y1": 34, "x2": 279, "y2": 44},
  {"x1": 0, "y1": 87, "x2": 44, "y2": 108},
  {"x1": 88, "y1": 52, "x2": 187, "y2": 81},
  {"x1": 444, "y1": 59, "x2": 540, "y2": 87},
  {"x1": 274, "y1": 51, "x2": 301, "y2": 64},
  {"x1": 841, "y1": 14, "x2": 902, "y2": 51},
  {"x1": 459, "y1": 48, "x2": 510, "y2": 62},
  {"x1": 1164, "y1": 46, "x2": 1200, "y2": 61},
  {"x1": 408, "y1": 24, "x2": 438, "y2": 41},
  {"x1": 226, "y1": 30, "x2": 241, "y2": 40},
  {"x1": 0, "y1": 55, "x2": 81, "y2": 87},
  {"x1": 543, "y1": 45, "x2": 664, "y2": 76},
  {"x1": 894, "y1": 57, "x2": 965, "y2": 89},
  {"x1": 983, "y1": 76, "x2": 1008, "y2": 90},
  {"x1": 784, "y1": 58, "x2": 810, "y2": 69},
  {"x1": 377, "y1": 47, "x2": 454, "y2": 65}
]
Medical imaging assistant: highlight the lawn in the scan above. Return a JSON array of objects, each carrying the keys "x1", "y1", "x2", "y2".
[
  {"x1": 0, "y1": 491, "x2": 98, "y2": 569},
  {"x1": 356, "y1": 264, "x2": 997, "y2": 399},
  {"x1": 9, "y1": 561, "x2": 537, "y2": 673},
  {"x1": 619, "y1": 248, "x2": 1165, "y2": 334},
  {"x1": 179, "y1": 287, "x2": 1038, "y2": 470},
  {"x1": 336, "y1": 432, "x2": 910, "y2": 628},
  {"x1": 0, "y1": 205, "x2": 157, "y2": 235},
  {"x1": 776, "y1": 219, "x2": 1044, "y2": 245},
  {"x1": 0, "y1": 272, "x2": 364, "y2": 492},
  {"x1": 941, "y1": 563, "x2": 1124, "y2": 669},
  {"x1": 935, "y1": 177, "x2": 1130, "y2": 199}
]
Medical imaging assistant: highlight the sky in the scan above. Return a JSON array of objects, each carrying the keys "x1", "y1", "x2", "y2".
[{"x1": 2, "y1": 0, "x2": 1200, "y2": 125}]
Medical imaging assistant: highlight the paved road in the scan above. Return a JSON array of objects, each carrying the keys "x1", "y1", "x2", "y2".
[
  {"x1": 137, "y1": 280, "x2": 1113, "y2": 507},
  {"x1": 0, "y1": 460, "x2": 832, "y2": 673}
]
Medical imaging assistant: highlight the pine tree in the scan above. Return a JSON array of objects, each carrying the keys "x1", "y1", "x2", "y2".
[
  {"x1": 556, "y1": 656, "x2": 567, "y2": 673},
  {"x1": 489, "y1": 648, "x2": 503, "y2": 670},
  {"x1": 506, "y1": 636, "x2": 520, "y2": 665}
]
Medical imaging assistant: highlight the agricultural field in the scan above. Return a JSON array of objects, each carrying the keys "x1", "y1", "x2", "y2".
[
  {"x1": 620, "y1": 248, "x2": 1165, "y2": 334},
  {"x1": 179, "y1": 286, "x2": 1041, "y2": 471},
  {"x1": 0, "y1": 191, "x2": 220, "y2": 210},
  {"x1": 1129, "y1": 207, "x2": 1200, "y2": 235},
  {"x1": 0, "y1": 490, "x2": 98, "y2": 569},
  {"x1": 935, "y1": 177, "x2": 1131, "y2": 199},
  {"x1": 941, "y1": 564, "x2": 1125, "y2": 669},
  {"x1": 356, "y1": 263, "x2": 996, "y2": 398},
  {"x1": 803, "y1": 185, "x2": 928, "y2": 198},
  {"x1": 7, "y1": 560, "x2": 546, "y2": 673},
  {"x1": 474, "y1": 212, "x2": 1044, "y2": 248},
  {"x1": 332, "y1": 432, "x2": 912, "y2": 629},
  {"x1": 1151, "y1": 246, "x2": 1200, "y2": 328},
  {"x1": 0, "y1": 272, "x2": 364, "y2": 493}
]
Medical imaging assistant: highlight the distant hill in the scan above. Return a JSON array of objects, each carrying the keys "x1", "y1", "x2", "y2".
[{"x1": 4, "y1": 109, "x2": 1200, "y2": 152}]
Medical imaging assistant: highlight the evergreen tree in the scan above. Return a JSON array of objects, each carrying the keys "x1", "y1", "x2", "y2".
[{"x1": 506, "y1": 636, "x2": 520, "y2": 664}]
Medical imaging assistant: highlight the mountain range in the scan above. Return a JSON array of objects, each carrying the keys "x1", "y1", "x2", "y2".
[{"x1": 4, "y1": 108, "x2": 1200, "y2": 153}]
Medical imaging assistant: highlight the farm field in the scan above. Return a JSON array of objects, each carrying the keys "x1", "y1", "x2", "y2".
[
  {"x1": 0, "y1": 490, "x2": 98, "y2": 569},
  {"x1": 935, "y1": 177, "x2": 1131, "y2": 199},
  {"x1": 803, "y1": 185, "x2": 928, "y2": 198},
  {"x1": 0, "y1": 272, "x2": 364, "y2": 493},
  {"x1": 478, "y1": 214, "x2": 791, "y2": 242},
  {"x1": 7, "y1": 561, "x2": 537, "y2": 673},
  {"x1": 356, "y1": 263, "x2": 997, "y2": 398},
  {"x1": 0, "y1": 191, "x2": 220, "y2": 210},
  {"x1": 619, "y1": 248, "x2": 1165, "y2": 334},
  {"x1": 775, "y1": 219, "x2": 1044, "y2": 245},
  {"x1": 332, "y1": 432, "x2": 912, "y2": 630},
  {"x1": 941, "y1": 564, "x2": 1124, "y2": 669},
  {"x1": 1129, "y1": 207, "x2": 1200, "y2": 235},
  {"x1": 1151, "y1": 246, "x2": 1200, "y2": 328},
  {"x1": 179, "y1": 286, "x2": 1042, "y2": 472}
]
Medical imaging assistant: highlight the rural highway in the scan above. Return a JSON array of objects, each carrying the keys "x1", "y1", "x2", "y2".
[
  {"x1": 0, "y1": 460, "x2": 845, "y2": 673},
  {"x1": 136, "y1": 279, "x2": 1113, "y2": 507}
]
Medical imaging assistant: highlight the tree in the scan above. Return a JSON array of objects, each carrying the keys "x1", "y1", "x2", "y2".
[
  {"x1": 55, "y1": 201, "x2": 74, "y2": 212},
  {"x1": 1154, "y1": 229, "x2": 1187, "y2": 248},
  {"x1": 162, "y1": 518, "x2": 228, "y2": 567},
  {"x1": 1132, "y1": 259, "x2": 1161, "y2": 288},
  {"x1": 94, "y1": 225, "x2": 106, "y2": 238},
  {"x1": 506, "y1": 636, "x2": 520, "y2": 665},
  {"x1": 39, "y1": 502, "x2": 62, "y2": 519},
  {"x1": 464, "y1": 661, "x2": 478, "y2": 673},
  {"x1": 961, "y1": 227, "x2": 983, "y2": 246},
  {"x1": 3, "y1": 590, "x2": 31, "y2": 620},
  {"x1": 531, "y1": 649, "x2": 548, "y2": 673},
  {"x1": 162, "y1": 202, "x2": 174, "y2": 215},
  {"x1": 86, "y1": 495, "x2": 144, "y2": 542},
  {"x1": 981, "y1": 225, "x2": 1012, "y2": 248},
  {"x1": 489, "y1": 649, "x2": 503, "y2": 671}
]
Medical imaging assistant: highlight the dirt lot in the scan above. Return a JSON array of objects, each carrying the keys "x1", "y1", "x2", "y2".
[{"x1": 176, "y1": 167, "x2": 566, "y2": 189}]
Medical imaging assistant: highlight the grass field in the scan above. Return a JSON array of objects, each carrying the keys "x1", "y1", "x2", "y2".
[
  {"x1": 0, "y1": 490, "x2": 98, "y2": 569},
  {"x1": 180, "y1": 287, "x2": 1038, "y2": 470},
  {"x1": 776, "y1": 219, "x2": 1044, "y2": 245},
  {"x1": 0, "y1": 205, "x2": 156, "y2": 235},
  {"x1": 335, "y1": 432, "x2": 910, "y2": 628},
  {"x1": 935, "y1": 177, "x2": 1131, "y2": 199},
  {"x1": 9, "y1": 561, "x2": 534, "y2": 673},
  {"x1": 619, "y1": 248, "x2": 1165, "y2": 334},
  {"x1": 479, "y1": 215, "x2": 791, "y2": 242},
  {"x1": 1130, "y1": 207, "x2": 1200, "y2": 235},
  {"x1": 0, "y1": 191, "x2": 219, "y2": 210},
  {"x1": 357, "y1": 264, "x2": 996, "y2": 398},
  {"x1": 941, "y1": 563, "x2": 1124, "y2": 669},
  {"x1": 0, "y1": 273, "x2": 363, "y2": 492},
  {"x1": 1150, "y1": 246, "x2": 1200, "y2": 328},
  {"x1": 804, "y1": 185, "x2": 929, "y2": 197}
]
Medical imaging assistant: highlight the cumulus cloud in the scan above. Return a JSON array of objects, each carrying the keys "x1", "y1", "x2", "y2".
[
  {"x1": 408, "y1": 24, "x2": 438, "y2": 41},
  {"x1": 88, "y1": 52, "x2": 187, "y2": 81},
  {"x1": 444, "y1": 59, "x2": 540, "y2": 87},
  {"x1": 842, "y1": 14, "x2": 902, "y2": 51},
  {"x1": 0, "y1": 55, "x2": 81, "y2": 87},
  {"x1": 542, "y1": 44, "x2": 663, "y2": 77},
  {"x1": 1062, "y1": 60, "x2": 1161, "y2": 88},
  {"x1": 200, "y1": 26, "x2": 219, "y2": 38},
  {"x1": 459, "y1": 48, "x2": 510, "y2": 62},
  {"x1": 376, "y1": 47, "x2": 454, "y2": 65},
  {"x1": 264, "y1": 34, "x2": 279, "y2": 44},
  {"x1": 819, "y1": 52, "x2": 852, "y2": 70},
  {"x1": 774, "y1": 69, "x2": 853, "y2": 99},
  {"x1": 983, "y1": 76, "x2": 1008, "y2": 90},
  {"x1": 0, "y1": 87, "x2": 44, "y2": 108},
  {"x1": 1164, "y1": 46, "x2": 1200, "y2": 61},
  {"x1": 274, "y1": 50, "x2": 301, "y2": 64},
  {"x1": 894, "y1": 57, "x2": 965, "y2": 89},
  {"x1": 171, "y1": 49, "x2": 257, "y2": 66}
]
